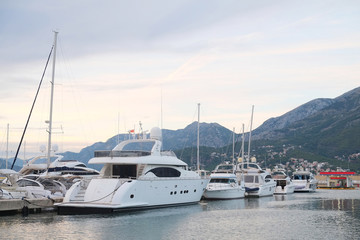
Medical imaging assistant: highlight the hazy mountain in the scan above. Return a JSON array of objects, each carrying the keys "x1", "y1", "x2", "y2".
[
  {"x1": 252, "y1": 98, "x2": 334, "y2": 140},
  {"x1": 278, "y1": 86, "x2": 360, "y2": 156},
  {"x1": 60, "y1": 122, "x2": 234, "y2": 169},
  {"x1": 59, "y1": 86, "x2": 360, "y2": 171}
]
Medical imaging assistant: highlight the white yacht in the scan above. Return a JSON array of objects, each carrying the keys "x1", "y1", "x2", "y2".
[
  {"x1": 292, "y1": 170, "x2": 318, "y2": 192},
  {"x1": 20, "y1": 154, "x2": 99, "y2": 177},
  {"x1": 19, "y1": 154, "x2": 99, "y2": 189},
  {"x1": 56, "y1": 127, "x2": 209, "y2": 214},
  {"x1": 203, "y1": 163, "x2": 245, "y2": 200},
  {"x1": 272, "y1": 169, "x2": 295, "y2": 195},
  {"x1": 238, "y1": 163, "x2": 276, "y2": 197},
  {"x1": 0, "y1": 169, "x2": 59, "y2": 199}
]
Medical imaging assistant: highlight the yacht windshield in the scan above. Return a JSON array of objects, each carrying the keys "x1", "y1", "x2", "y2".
[
  {"x1": 122, "y1": 142, "x2": 155, "y2": 152},
  {"x1": 216, "y1": 165, "x2": 233, "y2": 172},
  {"x1": 210, "y1": 178, "x2": 231, "y2": 183},
  {"x1": 244, "y1": 175, "x2": 259, "y2": 183},
  {"x1": 294, "y1": 174, "x2": 310, "y2": 180}
]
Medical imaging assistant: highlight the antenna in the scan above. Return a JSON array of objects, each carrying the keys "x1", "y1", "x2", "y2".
[
  {"x1": 247, "y1": 105, "x2": 254, "y2": 164},
  {"x1": 197, "y1": 103, "x2": 200, "y2": 171}
]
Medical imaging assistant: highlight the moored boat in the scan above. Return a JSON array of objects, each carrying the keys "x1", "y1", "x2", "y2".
[
  {"x1": 56, "y1": 127, "x2": 209, "y2": 214},
  {"x1": 272, "y1": 169, "x2": 295, "y2": 195},
  {"x1": 292, "y1": 170, "x2": 318, "y2": 192},
  {"x1": 239, "y1": 163, "x2": 276, "y2": 197},
  {"x1": 203, "y1": 163, "x2": 245, "y2": 200}
]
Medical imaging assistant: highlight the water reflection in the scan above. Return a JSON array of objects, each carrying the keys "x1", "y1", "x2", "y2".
[
  {"x1": 1, "y1": 190, "x2": 360, "y2": 240},
  {"x1": 321, "y1": 198, "x2": 357, "y2": 211},
  {"x1": 273, "y1": 194, "x2": 295, "y2": 201}
]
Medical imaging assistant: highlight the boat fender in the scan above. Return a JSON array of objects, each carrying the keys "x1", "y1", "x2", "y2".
[{"x1": 22, "y1": 206, "x2": 29, "y2": 217}]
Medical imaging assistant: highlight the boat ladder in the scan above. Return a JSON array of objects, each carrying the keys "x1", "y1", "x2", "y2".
[{"x1": 70, "y1": 189, "x2": 86, "y2": 202}]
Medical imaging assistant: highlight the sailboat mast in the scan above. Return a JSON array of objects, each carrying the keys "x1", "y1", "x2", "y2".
[
  {"x1": 197, "y1": 103, "x2": 200, "y2": 171},
  {"x1": 241, "y1": 123, "x2": 245, "y2": 170},
  {"x1": 232, "y1": 127, "x2": 235, "y2": 165},
  {"x1": 6, "y1": 123, "x2": 9, "y2": 169},
  {"x1": 47, "y1": 31, "x2": 58, "y2": 167},
  {"x1": 247, "y1": 105, "x2": 254, "y2": 164}
]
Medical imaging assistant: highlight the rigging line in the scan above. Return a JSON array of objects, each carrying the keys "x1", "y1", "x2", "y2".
[{"x1": 11, "y1": 45, "x2": 54, "y2": 169}]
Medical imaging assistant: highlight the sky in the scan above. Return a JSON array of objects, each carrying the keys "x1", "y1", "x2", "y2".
[{"x1": 0, "y1": 0, "x2": 359, "y2": 158}]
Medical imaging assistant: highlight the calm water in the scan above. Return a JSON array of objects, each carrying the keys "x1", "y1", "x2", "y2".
[{"x1": 1, "y1": 189, "x2": 360, "y2": 240}]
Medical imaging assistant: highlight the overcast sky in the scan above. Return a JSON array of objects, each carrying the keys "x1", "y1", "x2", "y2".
[{"x1": 0, "y1": 0, "x2": 359, "y2": 157}]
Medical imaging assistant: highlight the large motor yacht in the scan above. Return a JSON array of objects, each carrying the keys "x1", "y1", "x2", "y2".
[
  {"x1": 56, "y1": 127, "x2": 209, "y2": 214},
  {"x1": 292, "y1": 170, "x2": 318, "y2": 192},
  {"x1": 203, "y1": 163, "x2": 245, "y2": 200}
]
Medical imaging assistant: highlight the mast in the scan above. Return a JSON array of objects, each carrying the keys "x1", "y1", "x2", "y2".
[
  {"x1": 6, "y1": 123, "x2": 9, "y2": 169},
  {"x1": 232, "y1": 127, "x2": 235, "y2": 165},
  {"x1": 247, "y1": 105, "x2": 254, "y2": 164},
  {"x1": 47, "y1": 31, "x2": 58, "y2": 168},
  {"x1": 241, "y1": 123, "x2": 245, "y2": 170},
  {"x1": 197, "y1": 103, "x2": 200, "y2": 171},
  {"x1": 10, "y1": 34, "x2": 54, "y2": 170}
]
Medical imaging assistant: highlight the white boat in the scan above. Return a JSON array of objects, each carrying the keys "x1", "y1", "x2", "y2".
[
  {"x1": 0, "y1": 188, "x2": 12, "y2": 199},
  {"x1": 292, "y1": 170, "x2": 318, "y2": 192},
  {"x1": 19, "y1": 154, "x2": 99, "y2": 190},
  {"x1": 56, "y1": 127, "x2": 209, "y2": 214},
  {"x1": 20, "y1": 154, "x2": 98, "y2": 176},
  {"x1": 239, "y1": 163, "x2": 276, "y2": 197},
  {"x1": 0, "y1": 169, "x2": 58, "y2": 199},
  {"x1": 272, "y1": 169, "x2": 295, "y2": 195},
  {"x1": 203, "y1": 163, "x2": 245, "y2": 200}
]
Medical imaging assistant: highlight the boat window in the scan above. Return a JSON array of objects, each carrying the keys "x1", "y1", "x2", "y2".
[
  {"x1": 210, "y1": 178, "x2": 229, "y2": 183},
  {"x1": 242, "y1": 163, "x2": 260, "y2": 169},
  {"x1": 229, "y1": 179, "x2": 236, "y2": 184},
  {"x1": 244, "y1": 175, "x2": 254, "y2": 183},
  {"x1": 254, "y1": 176, "x2": 259, "y2": 183},
  {"x1": 146, "y1": 167, "x2": 181, "y2": 177},
  {"x1": 216, "y1": 165, "x2": 234, "y2": 172},
  {"x1": 294, "y1": 175, "x2": 302, "y2": 180},
  {"x1": 17, "y1": 179, "x2": 41, "y2": 187},
  {"x1": 112, "y1": 165, "x2": 137, "y2": 179},
  {"x1": 75, "y1": 163, "x2": 87, "y2": 167},
  {"x1": 122, "y1": 142, "x2": 155, "y2": 151}
]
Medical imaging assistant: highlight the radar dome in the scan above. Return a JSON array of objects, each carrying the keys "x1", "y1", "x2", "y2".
[{"x1": 150, "y1": 127, "x2": 162, "y2": 140}]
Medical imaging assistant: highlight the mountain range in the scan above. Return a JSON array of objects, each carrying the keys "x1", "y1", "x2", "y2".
[{"x1": 5, "y1": 86, "x2": 360, "y2": 172}]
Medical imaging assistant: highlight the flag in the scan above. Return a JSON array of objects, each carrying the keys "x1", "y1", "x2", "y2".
[{"x1": 129, "y1": 129, "x2": 135, "y2": 133}]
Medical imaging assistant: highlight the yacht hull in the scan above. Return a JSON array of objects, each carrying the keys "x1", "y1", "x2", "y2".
[
  {"x1": 293, "y1": 180, "x2": 317, "y2": 192},
  {"x1": 245, "y1": 183, "x2": 276, "y2": 197},
  {"x1": 57, "y1": 178, "x2": 208, "y2": 214},
  {"x1": 203, "y1": 187, "x2": 245, "y2": 200}
]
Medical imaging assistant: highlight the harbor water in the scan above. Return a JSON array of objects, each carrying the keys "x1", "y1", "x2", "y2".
[{"x1": 1, "y1": 189, "x2": 360, "y2": 240}]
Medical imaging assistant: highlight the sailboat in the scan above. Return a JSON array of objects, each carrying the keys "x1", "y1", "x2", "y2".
[
  {"x1": 237, "y1": 106, "x2": 276, "y2": 197},
  {"x1": 13, "y1": 32, "x2": 97, "y2": 191}
]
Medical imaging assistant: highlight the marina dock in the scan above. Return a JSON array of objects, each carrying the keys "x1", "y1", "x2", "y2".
[{"x1": 0, "y1": 197, "x2": 63, "y2": 215}]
